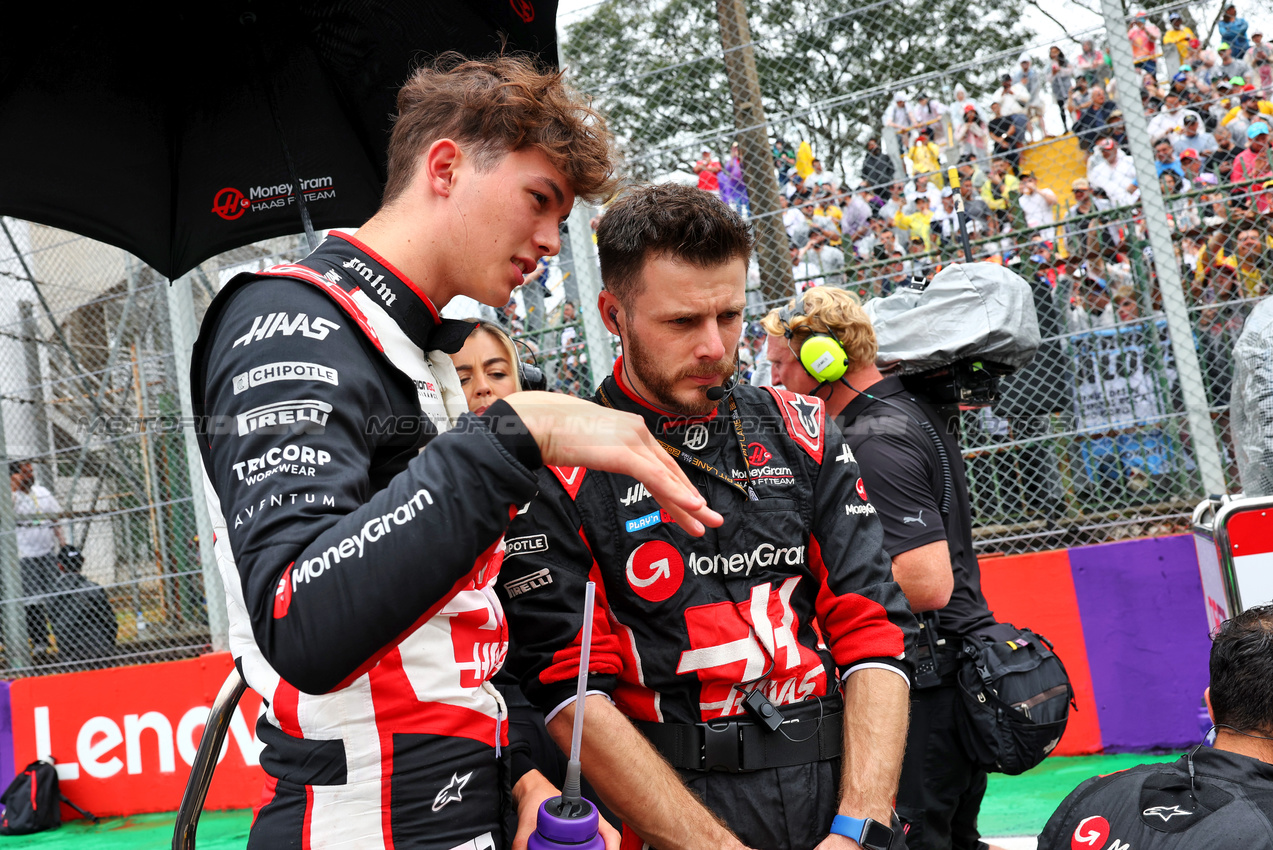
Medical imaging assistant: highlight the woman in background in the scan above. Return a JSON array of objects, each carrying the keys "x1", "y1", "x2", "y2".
[
  {"x1": 451, "y1": 319, "x2": 619, "y2": 850},
  {"x1": 453, "y1": 320, "x2": 521, "y2": 415}
]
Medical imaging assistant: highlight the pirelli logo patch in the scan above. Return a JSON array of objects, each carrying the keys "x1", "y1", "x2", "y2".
[{"x1": 503, "y1": 568, "x2": 553, "y2": 598}]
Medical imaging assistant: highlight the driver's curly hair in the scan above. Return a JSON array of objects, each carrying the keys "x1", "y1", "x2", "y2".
[{"x1": 384, "y1": 53, "x2": 619, "y2": 205}]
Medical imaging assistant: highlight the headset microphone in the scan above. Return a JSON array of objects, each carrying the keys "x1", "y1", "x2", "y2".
[{"x1": 706, "y1": 373, "x2": 738, "y2": 401}]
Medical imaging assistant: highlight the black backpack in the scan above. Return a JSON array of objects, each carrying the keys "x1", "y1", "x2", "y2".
[
  {"x1": 955, "y1": 623, "x2": 1075, "y2": 776},
  {"x1": 0, "y1": 760, "x2": 96, "y2": 835}
]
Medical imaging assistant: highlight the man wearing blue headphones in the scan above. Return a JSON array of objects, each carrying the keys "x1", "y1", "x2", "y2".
[{"x1": 763, "y1": 287, "x2": 999, "y2": 850}]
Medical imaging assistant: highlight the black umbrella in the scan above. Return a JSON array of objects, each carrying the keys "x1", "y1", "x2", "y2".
[{"x1": 0, "y1": 1, "x2": 558, "y2": 280}]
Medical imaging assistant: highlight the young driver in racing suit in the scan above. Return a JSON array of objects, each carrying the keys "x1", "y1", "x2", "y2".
[
  {"x1": 497, "y1": 184, "x2": 919, "y2": 850},
  {"x1": 191, "y1": 56, "x2": 722, "y2": 850}
]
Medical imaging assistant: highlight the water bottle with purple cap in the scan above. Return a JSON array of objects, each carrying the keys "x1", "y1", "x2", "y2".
[{"x1": 528, "y1": 582, "x2": 605, "y2": 850}]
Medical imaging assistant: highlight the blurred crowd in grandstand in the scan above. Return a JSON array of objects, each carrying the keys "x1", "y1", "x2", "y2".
[
  {"x1": 465, "y1": 5, "x2": 1272, "y2": 430},
  {"x1": 747, "y1": 6, "x2": 1273, "y2": 315}
]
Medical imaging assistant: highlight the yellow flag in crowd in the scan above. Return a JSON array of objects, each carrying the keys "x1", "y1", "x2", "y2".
[{"x1": 795, "y1": 141, "x2": 814, "y2": 179}]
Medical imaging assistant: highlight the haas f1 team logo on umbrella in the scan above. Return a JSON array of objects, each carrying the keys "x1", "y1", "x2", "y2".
[
  {"x1": 626, "y1": 540, "x2": 685, "y2": 602},
  {"x1": 510, "y1": 0, "x2": 535, "y2": 22},
  {"x1": 212, "y1": 187, "x2": 248, "y2": 221},
  {"x1": 212, "y1": 179, "x2": 338, "y2": 222}
]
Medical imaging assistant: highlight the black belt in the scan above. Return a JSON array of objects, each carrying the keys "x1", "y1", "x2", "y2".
[
  {"x1": 914, "y1": 640, "x2": 964, "y2": 678},
  {"x1": 635, "y1": 706, "x2": 843, "y2": 773}
]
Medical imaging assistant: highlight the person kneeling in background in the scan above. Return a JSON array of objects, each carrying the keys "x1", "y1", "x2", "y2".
[{"x1": 1038, "y1": 604, "x2": 1273, "y2": 849}]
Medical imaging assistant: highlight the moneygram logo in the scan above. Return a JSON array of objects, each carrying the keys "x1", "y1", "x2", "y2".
[
  {"x1": 687, "y1": 542, "x2": 805, "y2": 577},
  {"x1": 275, "y1": 487, "x2": 434, "y2": 618},
  {"x1": 212, "y1": 178, "x2": 336, "y2": 222},
  {"x1": 625, "y1": 540, "x2": 684, "y2": 602}
]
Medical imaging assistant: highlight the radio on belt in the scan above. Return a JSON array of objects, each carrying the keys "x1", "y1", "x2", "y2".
[{"x1": 741, "y1": 688, "x2": 785, "y2": 732}]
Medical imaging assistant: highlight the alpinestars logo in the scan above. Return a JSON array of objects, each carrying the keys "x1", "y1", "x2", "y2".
[
  {"x1": 1143, "y1": 805, "x2": 1193, "y2": 822},
  {"x1": 432, "y1": 771, "x2": 472, "y2": 811},
  {"x1": 785, "y1": 395, "x2": 822, "y2": 439},
  {"x1": 274, "y1": 487, "x2": 434, "y2": 617},
  {"x1": 236, "y1": 400, "x2": 332, "y2": 436},
  {"x1": 341, "y1": 256, "x2": 396, "y2": 307},
  {"x1": 232, "y1": 313, "x2": 340, "y2": 348},
  {"x1": 621, "y1": 483, "x2": 651, "y2": 507}
]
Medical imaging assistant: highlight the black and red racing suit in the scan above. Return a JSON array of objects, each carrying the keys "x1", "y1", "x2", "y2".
[{"x1": 496, "y1": 368, "x2": 918, "y2": 850}]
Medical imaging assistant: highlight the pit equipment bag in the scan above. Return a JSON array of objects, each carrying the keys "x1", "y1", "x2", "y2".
[
  {"x1": 0, "y1": 759, "x2": 97, "y2": 835},
  {"x1": 955, "y1": 623, "x2": 1075, "y2": 776}
]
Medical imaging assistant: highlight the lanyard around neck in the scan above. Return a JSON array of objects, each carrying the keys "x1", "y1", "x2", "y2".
[{"x1": 597, "y1": 386, "x2": 758, "y2": 501}]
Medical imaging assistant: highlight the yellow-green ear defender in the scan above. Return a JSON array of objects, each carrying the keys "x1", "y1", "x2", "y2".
[
  {"x1": 799, "y1": 334, "x2": 850, "y2": 382},
  {"x1": 778, "y1": 294, "x2": 850, "y2": 384}
]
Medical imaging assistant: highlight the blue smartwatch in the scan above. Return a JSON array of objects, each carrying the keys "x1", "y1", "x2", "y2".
[{"x1": 830, "y1": 815, "x2": 894, "y2": 850}]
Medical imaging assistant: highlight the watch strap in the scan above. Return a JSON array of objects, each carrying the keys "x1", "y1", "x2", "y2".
[
  {"x1": 829, "y1": 815, "x2": 867, "y2": 843},
  {"x1": 830, "y1": 815, "x2": 893, "y2": 849}
]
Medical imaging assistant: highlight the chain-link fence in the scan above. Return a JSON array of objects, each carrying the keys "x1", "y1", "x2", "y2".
[
  {"x1": 1, "y1": 0, "x2": 1269, "y2": 676},
  {"x1": 550, "y1": 0, "x2": 1270, "y2": 554},
  {"x1": 0, "y1": 223, "x2": 313, "y2": 677}
]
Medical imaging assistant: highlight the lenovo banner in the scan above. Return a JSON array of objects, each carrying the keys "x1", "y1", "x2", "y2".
[{"x1": 9, "y1": 652, "x2": 265, "y2": 817}]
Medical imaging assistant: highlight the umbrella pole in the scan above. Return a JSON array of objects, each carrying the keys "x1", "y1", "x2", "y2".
[
  {"x1": 257, "y1": 43, "x2": 320, "y2": 252},
  {"x1": 273, "y1": 128, "x2": 319, "y2": 252}
]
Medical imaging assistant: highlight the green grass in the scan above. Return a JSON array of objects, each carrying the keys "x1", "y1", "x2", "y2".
[
  {"x1": 980, "y1": 751, "x2": 1182, "y2": 836},
  {"x1": 0, "y1": 809, "x2": 250, "y2": 849},
  {"x1": 0, "y1": 753, "x2": 1186, "y2": 846}
]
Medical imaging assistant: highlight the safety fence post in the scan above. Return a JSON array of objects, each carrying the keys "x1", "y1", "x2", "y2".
[{"x1": 1099, "y1": 0, "x2": 1228, "y2": 497}]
